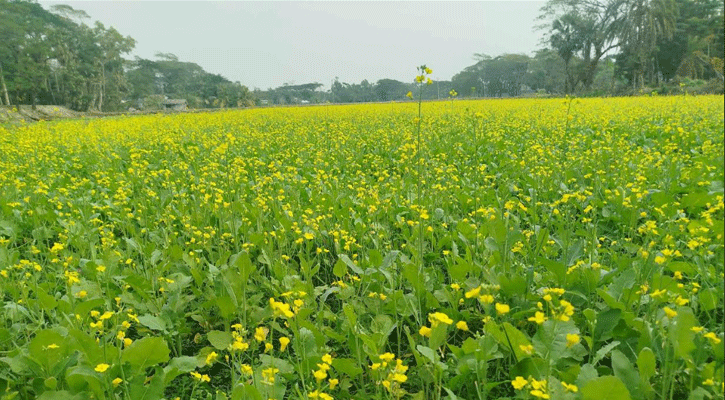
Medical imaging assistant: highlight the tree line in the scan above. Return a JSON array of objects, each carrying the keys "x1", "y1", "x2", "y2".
[
  {"x1": 1, "y1": 0, "x2": 722, "y2": 111},
  {"x1": 0, "y1": 0, "x2": 253, "y2": 111},
  {"x1": 257, "y1": 0, "x2": 723, "y2": 104}
]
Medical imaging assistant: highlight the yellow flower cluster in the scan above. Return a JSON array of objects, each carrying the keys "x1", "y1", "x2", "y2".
[
  {"x1": 511, "y1": 376, "x2": 560, "y2": 399},
  {"x1": 370, "y1": 352, "x2": 408, "y2": 395},
  {"x1": 309, "y1": 353, "x2": 336, "y2": 399}
]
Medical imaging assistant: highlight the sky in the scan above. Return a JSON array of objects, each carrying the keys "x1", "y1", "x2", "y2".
[{"x1": 40, "y1": 1, "x2": 547, "y2": 90}]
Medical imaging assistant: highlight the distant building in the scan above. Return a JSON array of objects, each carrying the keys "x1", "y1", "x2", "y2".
[{"x1": 163, "y1": 99, "x2": 187, "y2": 111}]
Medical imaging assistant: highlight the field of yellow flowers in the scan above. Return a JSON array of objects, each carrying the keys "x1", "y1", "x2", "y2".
[{"x1": 0, "y1": 95, "x2": 723, "y2": 400}]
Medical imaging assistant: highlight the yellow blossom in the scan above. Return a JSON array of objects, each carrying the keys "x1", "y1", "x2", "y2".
[
  {"x1": 512, "y1": 376, "x2": 528, "y2": 390},
  {"x1": 528, "y1": 312, "x2": 547, "y2": 325},
  {"x1": 704, "y1": 332, "x2": 721, "y2": 344},
  {"x1": 561, "y1": 382, "x2": 578, "y2": 392},
  {"x1": 94, "y1": 363, "x2": 110, "y2": 373},
  {"x1": 495, "y1": 303, "x2": 510, "y2": 315},
  {"x1": 279, "y1": 336, "x2": 290, "y2": 352},
  {"x1": 566, "y1": 333, "x2": 580, "y2": 348},
  {"x1": 419, "y1": 325, "x2": 432, "y2": 337}
]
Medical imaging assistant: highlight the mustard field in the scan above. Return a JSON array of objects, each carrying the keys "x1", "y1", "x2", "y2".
[{"x1": 0, "y1": 96, "x2": 723, "y2": 400}]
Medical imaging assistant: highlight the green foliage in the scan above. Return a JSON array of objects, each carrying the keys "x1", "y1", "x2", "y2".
[{"x1": 0, "y1": 83, "x2": 722, "y2": 399}]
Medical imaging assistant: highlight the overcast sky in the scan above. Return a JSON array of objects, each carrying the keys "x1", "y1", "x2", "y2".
[{"x1": 40, "y1": 1, "x2": 546, "y2": 90}]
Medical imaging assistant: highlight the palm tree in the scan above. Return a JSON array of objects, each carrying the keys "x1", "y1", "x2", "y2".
[
  {"x1": 550, "y1": 13, "x2": 585, "y2": 93},
  {"x1": 620, "y1": 0, "x2": 677, "y2": 87}
]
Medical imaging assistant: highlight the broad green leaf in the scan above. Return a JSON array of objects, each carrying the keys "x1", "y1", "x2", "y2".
[
  {"x1": 594, "y1": 308, "x2": 621, "y2": 343},
  {"x1": 231, "y1": 384, "x2": 262, "y2": 400},
  {"x1": 428, "y1": 322, "x2": 448, "y2": 350},
  {"x1": 592, "y1": 341, "x2": 620, "y2": 366},
  {"x1": 207, "y1": 330, "x2": 232, "y2": 350},
  {"x1": 338, "y1": 254, "x2": 363, "y2": 274},
  {"x1": 636, "y1": 347, "x2": 656, "y2": 381},
  {"x1": 137, "y1": 314, "x2": 167, "y2": 332},
  {"x1": 128, "y1": 367, "x2": 166, "y2": 400},
  {"x1": 121, "y1": 337, "x2": 170, "y2": 372},
  {"x1": 485, "y1": 321, "x2": 532, "y2": 361},
  {"x1": 532, "y1": 320, "x2": 575, "y2": 365},
  {"x1": 538, "y1": 256, "x2": 566, "y2": 284},
  {"x1": 29, "y1": 330, "x2": 67, "y2": 373},
  {"x1": 331, "y1": 358, "x2": 362, "y2": 378},
  {"x1": 688, "y1": 387, "x2": 710, "y2": 400},
  {"x1": 443, "y1": 387, "x2": 460, "y2": 400},
  {"x1": 232, "y1": 251, "x2": 254, "y2": 282},
  {"x1": 37, "y1": 391, "x2": 86, "y2": 400},
  {"x1": 511, "y1": 357, "x2": 547, "y2": 380},
  {"x1": 342, "y1": 303, "x2": 357, "y2": 328},
  {"x1": 669, "y1": 307, "x2": 696, "y2": 362},
  {"x1": 164, "y1": 356, "x2": 199, "y2": 384},
  {"x1": 332, "y1": 258, "x2": 346, "y2": 278},
  {"x1": 416, "y1": 345, "x2": 437, "y2": 363},
  {"x1": 258, "y1": 355, "x2": 293, "y2": 374},
  {"x1": 612, "y1": 350, "x2": 641, "y2": 400},
  {"x1": 65, "y1": 365, "x2": 105, "y2": 400},
  {"x1": 698, "y1": 288, "x2": 719, "y2": 312},
  {"x1": 581, "y1": 376, "x2": 632, "y2": 400},
  {"x1": 297, "y1": 327, "x2": 318, "y2": 357}
]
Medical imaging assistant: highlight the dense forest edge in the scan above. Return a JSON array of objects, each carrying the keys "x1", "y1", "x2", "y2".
[{"x1": 0, "y1": 0, "x2": 723, "y2": 113}]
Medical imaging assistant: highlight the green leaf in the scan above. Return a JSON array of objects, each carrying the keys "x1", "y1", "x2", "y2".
[
  {"x1": 698, "y1": 288, "x2": 719, "y2": 312},
  {"x1": 29, "y1": 330, "x2": 67, "y2": 372},
  {"x1": 65, "y1": 366, "x2": 105, "y2": 400},
  {"x1": 44, "y1": 376, "x2": 58, "y2": 390},
  {"x1": 594, "y1": 308, "x2": 621, "y2": 343},
  {"x1": 666, "y1": 261, "x2": 696, "y2": 275},
  {"x1": 231, "y1": 251, "x2": 254, "y2": 282},
  {"x1": 581, "y1": 376, "x2": 632, "y2": 400},
  {"x1": 538, "y1": 256, "x2": 566, "y2": 284},
  {"x1": 416, "y1": 345, "x2": 437, "y2": 363},
  {"x1": 443, "y1": 387, "x2": 460, "y2": 400},
  {"x1": 67, "y1": 328, "x2": 103, "y2": 365},
  {"x1": 687, "y1": 387, "x2": 710, "y2": 400},
  {"x1": 121, "y1": 337, "x2": 170, "y2": 372},
  {"x1": 429, "y1": 323, "x2": 448, "y2": 350},
  {"x1": 137, "y1": 315, "x2": 167, "y2": 332},
  {"x1": 576, "y1": 363, "x2": 599, "y2": 389},
  {"x1": 592, "y1": 341, "x2": 620, "y2": 366},
  {"x1": 485, "y1": 321, "x2": 532, "y2": 361},
  {"x1": 333, "y1": 258, "x2": 346, "y2": 278},
  {"x1": 343, "y1": 303, "x2": 357, "y2": 328},
  {"x1": 164, "y1": 356, "x2": 199, "y2": 384},
  {"x1": 258, "y1": 355, "x2": 293, "y2": 374},
  {"x1": 231, "y1": 384, "x2": 262, "y2": 400},
  {"x1": 338, "y1": 254, "x2": 363, "y2": 274},
  {"x1": 533, "y1": 320, "x2": 575, "y2": 365},
  {"x1": 670, "y1": 306, "x2": 696, "y2": 362},
  {"x1": 37, "y1": 391, "x2": 85, "y2": 400},
  {"x1": 637, "y1": 347, "x2": 656, "y2": 382},
  {"x1": 128, "y1": 367, "x2": 166, "y2": 400},
  {"x1": 511, "y1": 357, "x2": 548, "y2": 380},
  {"x1": 207, "y1": 330, "x2": 232, "y2": 350},
  {"x1": 297, "y1": 327, "x2": 318, "y2": 357},
  {"x1": 612, "y1": 350, "x2": 641, "y2": 400},
  {"x1": 331, "y1": 358, "x2": 362, "y2": 378}
]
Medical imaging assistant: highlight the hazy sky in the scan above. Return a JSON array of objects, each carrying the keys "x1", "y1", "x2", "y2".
[{"x1": 40, "y1": 1, "x2": 546, "y2": 90}]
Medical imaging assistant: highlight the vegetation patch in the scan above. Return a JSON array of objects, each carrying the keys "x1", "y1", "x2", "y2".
[{"x1": 0, "y1": 95, "x2": 723, "y2": 399}]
